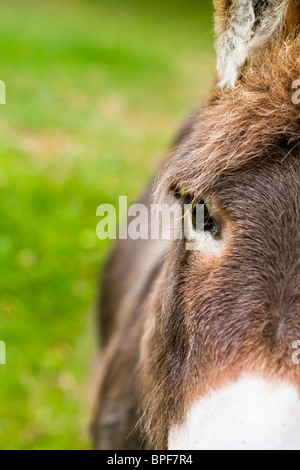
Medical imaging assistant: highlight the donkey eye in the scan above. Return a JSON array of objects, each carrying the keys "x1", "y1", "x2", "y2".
[{"x1": 191, "y1": 201, "x2": 220, "y2": 238}]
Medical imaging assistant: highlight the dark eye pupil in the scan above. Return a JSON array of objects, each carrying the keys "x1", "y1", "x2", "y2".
[{"x1": 192, "y1": 201, "x2": 219, "y2": 238}]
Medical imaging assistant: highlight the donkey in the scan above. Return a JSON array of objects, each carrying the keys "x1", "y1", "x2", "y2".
[{"x1": 92, "y1": 0, "x2": 300, "y2": 450}]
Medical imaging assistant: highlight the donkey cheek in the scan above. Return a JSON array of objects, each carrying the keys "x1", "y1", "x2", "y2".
[{"x1": 168, "y1": 376, "x2": 300, "y2": 450}]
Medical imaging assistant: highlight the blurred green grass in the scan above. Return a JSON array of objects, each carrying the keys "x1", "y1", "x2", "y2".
[{"x1": 0, "y1": 0, "x2": 215, "y2": 449}]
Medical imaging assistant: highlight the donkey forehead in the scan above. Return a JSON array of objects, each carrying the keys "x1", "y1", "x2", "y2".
[
  {"x1": 211, "y1": 156, "x2": 300, "y2": 214},
  {"x1": 160, "y1": 130, "x2": 300, "y2": 208}
]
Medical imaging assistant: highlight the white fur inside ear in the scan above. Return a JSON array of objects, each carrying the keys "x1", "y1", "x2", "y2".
[{"x1": 216, "y1": 0, "x2": 288, "y2": 88}]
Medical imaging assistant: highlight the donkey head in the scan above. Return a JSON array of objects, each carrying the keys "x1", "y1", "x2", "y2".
[{"x1": 140, "y1": 0, "x2": 300, "y2": 450}]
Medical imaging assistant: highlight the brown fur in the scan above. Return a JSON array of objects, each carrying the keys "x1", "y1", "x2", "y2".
[
  {"x1": 92, "y1": 1, "x2": 300, "y2": 450},
  {"x1": 156, "y1": 37, "x2": 300, "y2": 201}
]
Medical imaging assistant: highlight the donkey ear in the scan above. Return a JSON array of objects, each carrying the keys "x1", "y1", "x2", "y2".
[{"x1": 214, "y1": 0, "x2": 300, "y2": 88}]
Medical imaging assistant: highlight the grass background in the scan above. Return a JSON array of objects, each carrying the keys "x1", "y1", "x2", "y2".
[{"x1": 0, "y1": 0, "x2": 215, "y2": 449}]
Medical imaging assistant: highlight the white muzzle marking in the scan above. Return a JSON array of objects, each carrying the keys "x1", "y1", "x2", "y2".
[{"x1": 168, "y1": 376, "x2": 300, "y2": 450}]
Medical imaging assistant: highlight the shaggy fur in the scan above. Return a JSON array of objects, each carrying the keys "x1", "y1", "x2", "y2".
[
  {"x1": 214, "y1": 0, "x2": 300, "y2": 87},
  {"x1": 92, "y1": 0, "x2": 300, "y2": 450},
  {"x1": 156, "y1": 37, "x2": 300, "y2": 201}
]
